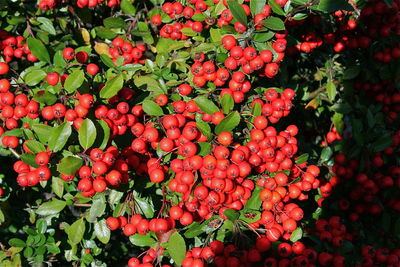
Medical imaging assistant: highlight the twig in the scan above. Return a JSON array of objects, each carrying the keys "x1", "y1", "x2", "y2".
[
  {"x1": 73, "y1": 203, "x2": 92, "y2": 207},
  {"x1": 9, "y1": 148, "x2": 20, "y2": 159}
]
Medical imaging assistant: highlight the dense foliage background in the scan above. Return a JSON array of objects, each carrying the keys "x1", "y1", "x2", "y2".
[{"x1": 0, "y1": 0, "x2": 399, "y2": 266}]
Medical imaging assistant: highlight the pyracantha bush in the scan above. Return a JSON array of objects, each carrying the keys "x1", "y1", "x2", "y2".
[{"x1": 0, "y1": 0, "x2": 399, "y2": 266}]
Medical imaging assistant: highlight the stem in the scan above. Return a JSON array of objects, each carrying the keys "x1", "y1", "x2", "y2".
[
  {"x1": 73, "y1": 203, "x2": 91, "y2": 207},
  {"x1": 9, "y1": 148, "x2": 20, "y2": 159}
]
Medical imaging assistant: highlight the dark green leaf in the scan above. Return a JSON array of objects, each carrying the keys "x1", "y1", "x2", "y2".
[
  {"x1": 168, "y1": 232, "x2": 186, "y2": 266},
  {"x1": 64, "y1": 69, "x2": 85, "y2": 93},
  {"x1": 268, "y1": 0, "x2": 285, "y2": 15},
  {"x1": 36, "y1": 199, "x2": 66, "y2": 216},
  {"x1": 57, "y1": 156, "x2": 83, "y2": 175},
  {"x1": 317, "y1": 0, "x2": 352, "y2": 12},
  {"x1": 343, "y1": 66, "x2": 360, "y2": 80},
  {"x1": 320, "y1": 147, "x2": 333, "y2": 162},
  {"x1": 194, "y1": 96, "x2": 220, "y2": 115},
  {"x1": 227, "y1": 0, "x2": 248, "y2": 26},
  {"x1": 100, "y1": 74, "x2": 124, "y2": 99},
  {"x1": 215, "y1": 111, "x2": 240, "y2": 135},
  {"x1": 371, "y1": 136, "x2": 393, "y2": 152},
  {"x1": 20, "y1": 153, "x2": 39, "y2": 168},
  {"x1": 27, "y1": 38, "x2": 50, "y2": 63},
  {"x1": 78, "y1": 119, "x2": 97, "y2": 150},
  {"x1": 223, "y1": 209, "x2": 239, "y2": 221},
  {"x1": 263, "y1": 16, "x2": 285, "y2": 31},
  {"x1": 104, "y1": 17, "x2": 126, "y2": 28},
  {"x1": 142, "y1": 99, "x2": 164, "y2": 116},
  {"x1": 48, "y1": 123, "x2": 72, "y2": 152}
]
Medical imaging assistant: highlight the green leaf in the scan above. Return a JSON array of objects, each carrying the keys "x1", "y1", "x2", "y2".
[
  {"x1": 239, "y1": 210, "x2": 261, "y2": 223},
  {"x1": 27, "y1": 38, "x2": 50, "y2": 63},
  {"x1": 263, "y1": 16, "x2": 285, "y2": 31},
  {"x1": 129, "y1": 233, "x2": 156, "y2": 247},
  {"x1": 290, "y1": 227, "x2": 303, "y2": 242},
  {"x1": 210, "y1": 28, "x2": 222, "y2": 42},
  {"x1": 24, "y1": 70, "x2": 46, "y2": 86},
  {"x1": 57, "y1": 156, "x2": 83, "y2": 175},
  {"x1": 184, "y1": 222, "x2": 206, "y2": 238},
  {"x1": 32, "y1": 124, "x2": 52, "y2": 144},
  {"x1": 36, "y1": 218, "x2": 47, "y2": 234},
  {"x1": 96, "y1": 120, "x2": 110, "y2": 150},
  {"x1": 120, "y1": 0, "x2": 137, "y2": 14},
  {"x1": 192, "y1": 13, "x2": 205, "y2": 21},
  {"x1": 253, "y1": 31, "x2": 275, "y2": 42},
  {"x1": 9, "y1": 238, "x2": 25, "y2": 247},
  {"x1": 67, "y1": 218, "x2": 85, "y2": 245},
  {"x1": 194, "y1": 96, "x2": 219, "y2": 115},
  {"x1": 227, "y1": 0, "x2": 248, "y2": 26},
  {"x1": 168, "y1": 232, "x2": 186, "y2": 266},
  {"x1": 215, "y1": 111, "x2": 240, "y2": 135},
  {"x1": 78, "y1": 119, "x2": 97, "y2": 150},
  {"x1": 332, "y1": 113, "x2": 344, "y2": 134},
  {"x1": 181, "y1": 28, "x2": 197, "y2": 37},
  {"x1": 245, "y1": 186, "x2": 262, "y2": 210},
  {"x1": 252, "y1": 102, "x2": 262, "y2": 117},
  {"x1": 196, "y1": 120, "x2": 212, "y2": 141},
  {"x1": 100, "y1": 74, "x2": 124, "y2": 99},
  {"x1": 221, "y1": 94, "x2": 234, "y2": 114},
  {"x1": 37, "y1": 17, "x2": 56, "y2": 35},
  {"x1": 295, "y1": 153, "x2": 309, "y2": 164},
  {"x1": 100, "y1": 54, "x2": 116, "y2": 69},
  {"x1": 25, "y1": 140, "x2": 46, "y2": 153},
  {"x1": 134, "y1": 196, "x2": 155, "y2": 218},
  {"x1": 36, "y1": 199, "x2": 66, "y2": 216},
  {"x1": 320, "y1": 146, "x2": 333, "y2": 162},
  {"x1": 142, "y1": 99, "x2": 164, "y2": 116},
  {"x1": 104, "y1": 17, "x2": 126, "y2": 28},
  {"x1": 371, "y1": 136, "x2": 393, "y2": 152},
  {"x1": 134, "y1": 76, "x2": 161, "y2": 91},
  {"x1": 48, "y1": 123, "x2": 72, "y2": 152},
  {"x1": 89, "y1": 196, "x2": 106, "y2": 222},
  {"x1": 268, "y1": 0, "x2": 285, "y2": 15},
  {"x1": 64, "y1": 69, "x2": 85, "y2": 93},
  {"x1": 250, "y1": 0, "x2": 266, "y2": 15},
  {"x1": 223, "y1": 209, "x2": 239, "y2": 221},
  {"x1": 95, "y1": 219, "x2": 111, "y2": 244},
  {"x1": 20, "y1": 153, "x2": 39, "y2": 168},
  {"x1": 343, "y1": 66, "x2": 360, "y2": 80},
  {"x1": 326, "y1": 81, "x2": 337, "y2": 100},
  {"x1": 52, "y1": 177, "x2": 64, "y2": 198},
  {"x1": 198, "y1": 142, "x2": 212, "y2": 156},
  {"x1": 317, "y1": 0, "x2": 352, "y2": 12}
]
